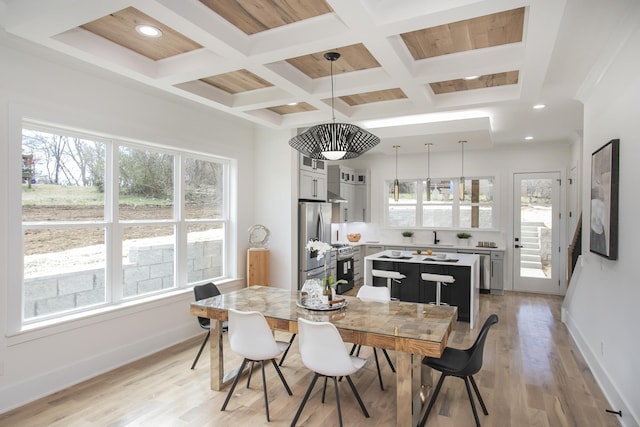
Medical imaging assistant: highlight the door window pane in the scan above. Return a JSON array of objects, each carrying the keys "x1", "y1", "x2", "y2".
[
  {"x1": 519, "y1": 178, "x2": 553, "y2": 278},
  {"x1": 119, "y1": 147, "x2": 174, "y2": 220}
]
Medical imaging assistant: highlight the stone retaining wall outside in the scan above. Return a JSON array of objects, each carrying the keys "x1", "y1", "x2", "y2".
[{"x1": 24, "y1": 240, "x2": 222, "y2": 319}]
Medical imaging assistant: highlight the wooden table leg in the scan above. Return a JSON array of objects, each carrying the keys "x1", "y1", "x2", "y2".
[
  {"x1": 210, "y1": 319, "x2": 224, "y2": 391},
  {"x1": 397, "y1": 352, "x2": 426, "y2": 426},
  {"x1": 396, "y1": 352, "x2": 412, "y2": 426}
]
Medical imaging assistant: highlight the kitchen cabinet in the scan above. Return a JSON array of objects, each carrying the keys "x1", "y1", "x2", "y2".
[
  {"x1": 328, "y1": 165, "x2": 354, "y2": 222},
  {"x1": 299, "y1": 170, "x2": 326, "y2": 200},
  {"x1": 352, "y1": 169, "x2": 370, "y2": 222},
  {"x1": 370, "y1": 260, "x2": 471, "y2": 321},
  {"x1": 370, "y1": 260, "x2": 421, "y2": 302},
  {"x1": 420, "y1": 264, "x2": 471, "y2": 322},
  {"x1": 298, "y1": 153, "x2": 327, "y2": 201},
  {"x1": 352, "y1": 246, "x2": 362, "y2": 286},
  {"x1": 328, "y1": 166, "x2": 370, "y2": 222},
  {"x1": 299, "y1": 153, "x2": 327, "y2": 174},
  {"x1": 333, "y1": 182, "x2": 355, "y2": 222},
  {"x1": 490, "y1": 251, "x2": 504, "y2": 295},
  {"x1": 366, "y1": 251, "x2": 480, "y2": 325}
]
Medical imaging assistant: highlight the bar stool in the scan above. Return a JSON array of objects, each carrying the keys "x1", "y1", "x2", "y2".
[
  {"x1": 421, "y1": 273, "x2": 455, "y2": 306},
  {"x1": 371, "y1": 269, "x2": 406, "y2": 299}
]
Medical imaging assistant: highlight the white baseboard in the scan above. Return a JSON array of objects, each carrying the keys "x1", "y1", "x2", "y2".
[
  {"x1": 0, "y1": 323, "x2": 197, "y2": 414},
  {"x1": 563, "y1": 310, "x2": 639, "y2": 427}
]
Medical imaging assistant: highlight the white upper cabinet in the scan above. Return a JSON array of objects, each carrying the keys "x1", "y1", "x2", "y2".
[
  {"x1": 328, "y1": 166, "x2": 369, "y2": 222},
  {"x1": 353, "y1": 169, "x2": 370, "y2": 222},
  {"x1": 298, "y1": 153, "x2": 327, "y2": 201}
]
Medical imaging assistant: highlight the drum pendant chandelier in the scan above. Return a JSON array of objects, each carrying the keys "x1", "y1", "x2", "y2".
[{"x1": 288, "y1": 52, "x2": 380, "y2": 161}]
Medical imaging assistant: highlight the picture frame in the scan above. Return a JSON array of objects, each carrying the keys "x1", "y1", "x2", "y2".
[{"x1": 589, "y1": 138, "x2": 619, "y2": 260}]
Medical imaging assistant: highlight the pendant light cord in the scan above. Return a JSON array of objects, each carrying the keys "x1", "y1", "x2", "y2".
[
  {"x1": 330, "y1": 58, "x2": 335, "y2": 124},
  {"x1": 426, "y1": 143, "x2": 432, "y2": 201},
  {"x1": 427, "y1": 144, "x2": 431, "y2": 179},
  {"x1": 395, "y1": 146, "x2": 398, "y2": 177},
  {"x1": 460, "y1": 141, "x2": 464, "y2": 179}
]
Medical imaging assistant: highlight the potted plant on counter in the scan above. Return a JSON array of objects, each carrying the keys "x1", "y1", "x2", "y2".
[
  {"x1": 457, "y1": 232, "x2": 472, "y2": 246},
  {"x1": 402, "y1": 231, "x2": 414, "y2": 244}
]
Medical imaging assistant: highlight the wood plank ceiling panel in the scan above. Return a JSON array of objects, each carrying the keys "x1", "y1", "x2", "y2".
[
  {"x1": 201, "y1": 70, "x2": 273, "y2": 94},
  {"x1": 430, "y1": 71, "x2": 519, "y2": 94},
  {"x1": 80, "y1": 7, "x2": 202, "y2": 61},
  {"x1": 401, "y1": 7, "x2": 525, "y2": 60},
  {"x1": 340, "y1": 88, "x2": 407, "y2": 106},
  {"x1": 267, "y1": 102, "x2": 317, "y2": 115},
  {"x1": 199, "y1": 0, "x2": 333, "y2": 35},
  {"x1": 286, "y1": 43, "x2": 380, "y2": 79}
]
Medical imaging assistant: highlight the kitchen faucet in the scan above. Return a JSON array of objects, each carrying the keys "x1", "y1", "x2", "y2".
[{"x1": 433, "y1": 231, "x2": 439, "y2": 244}]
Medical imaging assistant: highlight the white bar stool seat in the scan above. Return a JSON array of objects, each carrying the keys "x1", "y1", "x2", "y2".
[
  {"x1": 421, "y1": 273, "x2": 455, "y2": 306},
  {"x1": 371, "y1": 269, "x2": 406, "y2": 298}
]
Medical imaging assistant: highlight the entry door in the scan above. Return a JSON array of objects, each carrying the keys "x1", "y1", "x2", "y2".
[{"x1": 513, "y1": 173, "x2": 563, "y2": 295}]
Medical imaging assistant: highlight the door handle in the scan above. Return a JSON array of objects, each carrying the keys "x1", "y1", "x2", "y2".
[{"x1": 514, "y1": 244, "x2": 522, "y2": 248}]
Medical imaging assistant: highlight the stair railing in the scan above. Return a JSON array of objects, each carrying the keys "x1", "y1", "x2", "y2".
[{"x1": 567, "y1": 214, "x2": 582, "y2": 283}]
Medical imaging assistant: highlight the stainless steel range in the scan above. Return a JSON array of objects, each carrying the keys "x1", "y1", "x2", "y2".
[{"x1": 332, "y1": 243, "x2": 354, "y2": 294}]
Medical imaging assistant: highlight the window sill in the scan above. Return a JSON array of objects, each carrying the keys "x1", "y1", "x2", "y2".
[{"x1": 6, "y1": 278, "x2": 241, "y2": 347}]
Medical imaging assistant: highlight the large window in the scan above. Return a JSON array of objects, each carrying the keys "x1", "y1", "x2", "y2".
[
  {"x1": 20, "y1": 124, "x2": 229, "y2": 324},
  {"x1": 386, "y1": 177, "x2": 494, "y2": 229}
]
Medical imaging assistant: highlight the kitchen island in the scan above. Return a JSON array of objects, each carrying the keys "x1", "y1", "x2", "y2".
[{"x1": 364, "y1": 250, "x2": 479, "y2": 328}]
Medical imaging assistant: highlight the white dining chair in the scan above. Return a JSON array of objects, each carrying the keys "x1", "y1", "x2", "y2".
[
  {"x1": 291, "y1": 318, "x2": 370, "y2": 427},
  {"x1": 353, "y1": 285, "x2": 396, "y2": 390},
  {"x1": 221, "y1": 308, "x2": 292, "y2": 422}
]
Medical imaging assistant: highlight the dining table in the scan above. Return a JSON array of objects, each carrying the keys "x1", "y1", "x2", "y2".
[{"x1": 190, "y1": 285, "x2": 457, "y2": 427}]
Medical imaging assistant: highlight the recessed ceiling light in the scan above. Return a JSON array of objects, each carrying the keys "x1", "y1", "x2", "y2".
[
  {"x1": 287, "y1": 102, "x2": 299, "y2": 106},
  {"x1": 464, "y1": 75, "x2": 480, "y2": 80},
  {"x1": 136, "y1": 25, "x2": 162, "y2": 38},
  {"x1": 533, "y1": 104, "x2": 546, "y2": 109},
  {"x1": 525, "y1": 136, "x2": 534, "y2": 140}
]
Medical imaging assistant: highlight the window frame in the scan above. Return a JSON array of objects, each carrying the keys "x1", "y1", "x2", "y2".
[
  {"x1": 385, "y1": 176, "x2": 496, "y2": 230},
  {"x1": 13, "y1": 120, "x2": 232, "y2": 330}
]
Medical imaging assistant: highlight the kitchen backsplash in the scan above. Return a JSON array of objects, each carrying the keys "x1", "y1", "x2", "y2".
[{"x1": 331, "y1": 222, "x2": 505, "y2": 248}]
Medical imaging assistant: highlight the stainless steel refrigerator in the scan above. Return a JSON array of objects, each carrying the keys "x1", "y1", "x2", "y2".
[{"x1": 298, "y1": 201, "x2": 332, "y2": 289}]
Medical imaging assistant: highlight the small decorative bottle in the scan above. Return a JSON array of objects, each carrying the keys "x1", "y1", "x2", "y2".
[{"x1": 323, "y1": 282, "x2": 333, "y2": 304}]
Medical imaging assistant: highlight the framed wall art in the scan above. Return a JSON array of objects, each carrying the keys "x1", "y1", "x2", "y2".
[{"x1": 589, "y1": 138, "x2": 619, "y2": 260}]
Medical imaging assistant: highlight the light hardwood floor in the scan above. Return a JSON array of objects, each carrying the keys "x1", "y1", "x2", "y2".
[{"x1": 0, "y1": 292, "x2": 620, "y2": 427}]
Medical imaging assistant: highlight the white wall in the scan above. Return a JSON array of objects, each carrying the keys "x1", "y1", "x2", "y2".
[
  {"x1": 0, "y1": 35, "x2": 257, "y2": 411},
  {"x1": 252, "y1": 127, "x2": 298, "y2": 289},
  {"x1": 563, "y1": 6, "x2": 640, "y2": 426},
  {"x1": 342, "y1": 141, "x2": 572, "y2": 291}
]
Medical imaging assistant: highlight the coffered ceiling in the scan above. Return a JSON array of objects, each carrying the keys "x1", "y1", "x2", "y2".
[{"x1": 0, "y1": 0, "x2": 589, "y2": 156}]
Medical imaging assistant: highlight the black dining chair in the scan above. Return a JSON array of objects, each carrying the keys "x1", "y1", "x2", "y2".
[
  {"x1": 418, "y1": 314, "x2": 498, "y2": 427},
  {"x1": 190, "y1": 282, "x2": 226, "y2": 370}
]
